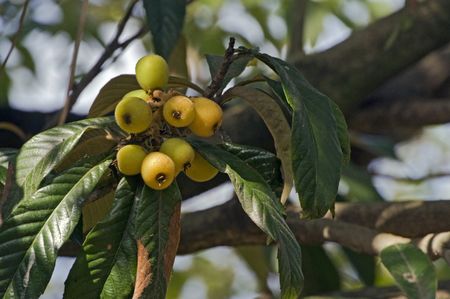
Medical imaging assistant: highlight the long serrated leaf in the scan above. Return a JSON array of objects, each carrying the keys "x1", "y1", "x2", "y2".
[
  {"x1": 132, "y1": 183, "x2": 181, "y2": 299},
  {"x1": 5, "y1": 118, "x2": 115, "y2": 217},
  {"x1": 190, "y1": 140, "x2": 303, "y2": 299},
  {"x1": 256, "y1": 53, "x2": 344, "y2": 218},
  {"x1": 64, "y1": 177, "x2": 138, "y2": 299},
  {"x1": 223, "y1": 86, "x2": 293, "y2": 204},
  {"x1": 143, "y1": 0, "x2": 186, "y2": 59},
  {"x1": 206, "y1": 55, "x2": 251, "y2": 95},
  {"x1": 220, "y1": 142, "x2": 283, "y2": 200},
  {"x1": 0, "y1": 158, "x2": 111, "y2": 298},
  {"x1": 380, "y1": 244, "x2": 437, "y2": 299}
]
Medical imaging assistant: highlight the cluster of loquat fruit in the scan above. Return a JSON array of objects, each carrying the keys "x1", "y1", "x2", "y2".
[{"x1": 114, "y1": 54, "x2": 222, "y2": 190}]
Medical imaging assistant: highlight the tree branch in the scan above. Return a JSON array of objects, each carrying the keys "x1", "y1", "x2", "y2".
[
  {"x1": 287, "y1": 0, "x2": 307, "y2": 60},
  {"x1": 178, "y1": 198, "x2": 450, "y2": 258},
  {"x1": 0, "y1": 0, "x2": 30, "y2": 73},
  {"x1": 324, "y1": 280, "x2": 450, "y2": 299},
  {"x1": 295, "y1": 0, "x2": 450, "y2": 114},
  {"x1": 204, "y1": 37, "x2": 236, "y2": 99},
  {"x1": 351, "y1": 98, "x2": 450, "y2": 133}
]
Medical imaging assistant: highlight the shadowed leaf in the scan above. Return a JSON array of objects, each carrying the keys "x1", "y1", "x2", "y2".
[
  {"x1": 257, "y1": 53, "x2": 345, "y2": 218},
  {"x1": 143, "y1": 0, "x2": 186, "y2": 59},
  {"x1": 380, "y1": 243, "x2": 437, "y2": 299},
  {"x1": 190, "y1": 140, "x2": 303, "y2": 299}
]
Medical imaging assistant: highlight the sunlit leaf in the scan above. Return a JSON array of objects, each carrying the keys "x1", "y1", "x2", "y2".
[
  {"x1": 64, "y1": 177, "x2": 138, "y2": 299},
  {"x1": 0, "y1": 158, "x2": 112, "y2": 298}
]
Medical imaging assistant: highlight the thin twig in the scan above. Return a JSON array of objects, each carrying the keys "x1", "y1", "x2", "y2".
[
  {"x1": 204, "y1": 37, "x2": 236, "y2": 99},
  {"x1": 0, "y1": 0, "x2": 30, "y2": 73},
  {"x1": 54, "y1": 0, "x2": 145, "y2": 127},
  {"x1": 57, "y1": 0, "x2": 90, "y2": 125}
]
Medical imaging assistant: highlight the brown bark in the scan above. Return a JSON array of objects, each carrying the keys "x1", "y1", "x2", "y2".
[{"x1": 295, "y1": 0, "x2": 450, "y2": 114}]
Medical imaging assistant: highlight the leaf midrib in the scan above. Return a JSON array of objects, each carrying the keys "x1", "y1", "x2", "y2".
[{"x1": 5, "y1": 161, "x2": 108, "y2": 296}]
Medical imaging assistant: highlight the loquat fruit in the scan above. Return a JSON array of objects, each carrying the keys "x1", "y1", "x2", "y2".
[
  {"x1": 184, "y1": 151, "x2": 218, "y2": 182},
  {"x1": 188, "y1": 97, "x2": 223, "y2": 137},
  {"x1": 116, "y1": 144, "x2": 147, "y2": 176},
  {"x1": 159, "y1": 138, "x2": 195, "y2": 174},
  {"x1": 114, "y1": 97, "x2": 153, "y2": 133},
  {"x1": 162, "y1": 95, "x2": 195, "y2": 127},
  {"x1": 135, "y1": 54, "x2": 169, "y2": 91},
  {"x1": 141, "y1": 152, "x2": 176, "y2": 190}
]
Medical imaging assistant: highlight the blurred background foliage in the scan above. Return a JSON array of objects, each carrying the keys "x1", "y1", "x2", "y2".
[{"x1": 2, "y1": 0, "x2": 450, "y2": 298}]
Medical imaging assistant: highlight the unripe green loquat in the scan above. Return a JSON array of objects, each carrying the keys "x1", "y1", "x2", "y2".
[
  {"x1": 188, "y1": 97, "x2": 223, "y2": 137},
  {"x1": 114, "y1": 97, "x2": 153, "y2": 133},
  {"x1": 162, "y1": 95, "x2": 195, "y2": 127},
  {"x1": 116, "y1": 144, "x2": 147, "y2": 176},
  {"x1": 141, "y1": 152, "x2": 176, "y2": 190},
  {"x1": 184, "y1": 151, "x2": 218, "y2": 182},
  {"x1": 135, "y1": 54, "x2": 169, "y2": 91},
  {"x1": 159, "y1": 138, "x2": 195, "y2": 174}
]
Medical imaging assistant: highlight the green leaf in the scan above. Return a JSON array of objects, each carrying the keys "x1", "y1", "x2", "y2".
[
  {"x1": 0, "y1": 158, "x2": 112, "y2": 298},
  {"x1": 143, "y1": 0, "x2": 186, "y2": 59},
  {"x1": 64, "y1": 178, "x2": 138, "y2": 299},
  {"x1": 206, "y1": 55, "x2": 251, "y2": 95},
  {"x1": 223, "y1": 86, "x2": 293, "y2": 204},
  {"x1": 133, "y1": 183, "x2": 181, "y2": 298},
  {"x1": 190, "y1": 140, "x2": 303, "y2": 299},
  {"x1": 256, "y1": 53, "x2": 344, "y2": 218},
  {"x1": 380, "y1": 243, "x2": 437, "y2": 299},
  {"x1": 220, "y1": 142, "x2": 283, "y2": 200},
  {"x1": 5, "y1": 118, "x2": 115, "y2": 217},
  {"x1": 88, "y1": 75, "x2": 141, "y2": 118}
]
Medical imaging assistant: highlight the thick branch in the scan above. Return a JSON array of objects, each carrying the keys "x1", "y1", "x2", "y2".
[
  {"x1": 295, "y1": 0, "x2": 450, "y2": 114},
  {"x1": 351, "y1": 98, "x2": 450, "y2": 133},
  {"x1": 325, "y1": 280, "x2": 450, "y2": 299},
  {"x1": 178, "y1": 199, "x2": 450, "y2": 257}
]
